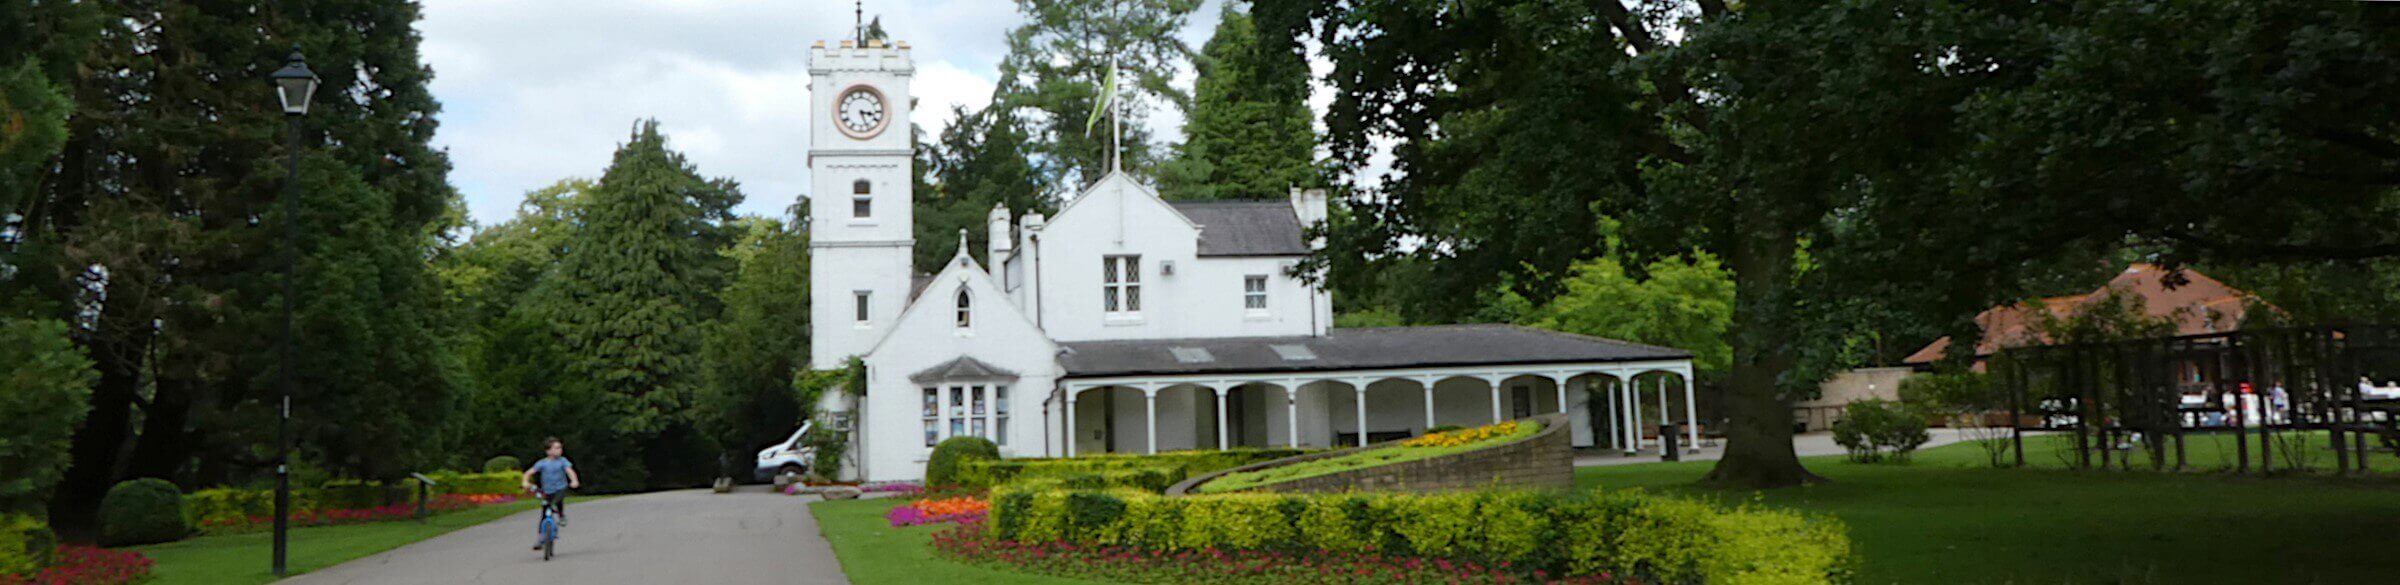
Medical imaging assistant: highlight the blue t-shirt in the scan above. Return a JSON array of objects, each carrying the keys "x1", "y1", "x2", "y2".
[{"x1": 530, "y1": 457, "x2": 573, "y2": 493}]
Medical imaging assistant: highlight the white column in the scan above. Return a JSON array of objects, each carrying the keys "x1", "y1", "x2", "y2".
[
  {"x1": 1605, "y1": 379, "x2": 1620, "y2": 450},
  {"x1": 1554, "y1": 373, "x2": 1570, "y2": 416},
  {"x1": 1283, "y1": 380, "x2": 1302, "y2": 448},
  {"x1": 1213, "y1": 385, "x2": 1230, "y2": 451},
  {"x1": 1632, "y1": 376, "x2": 1647, "y2": 452},
  {"x1": 1064, "y1": 388, "x2": 1078, "y2": 457},
  {"x1": 1485, "y1": 375, "x2": 1505, "y2": 423},
  {"x1": 1143, "y1": 384, "x2": 1160, "y2": 455},
  {"x1": 1350, "y1": 379, "x2": 1369, "y2": 447},
  {"x1": 1681, "y1": 367, "x2": 1700, "y2": 452},
  {"x1": 1418, "y1": 375, "x2": 1438, "y2": 429},
  {"x1": 1655, "y1": 374, "x2": 1669, "y2": 456}
]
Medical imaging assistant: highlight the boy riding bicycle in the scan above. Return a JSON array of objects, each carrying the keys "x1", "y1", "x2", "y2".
[{"x1": 521, "y1": 437, "x2": 581, "y2": 550}]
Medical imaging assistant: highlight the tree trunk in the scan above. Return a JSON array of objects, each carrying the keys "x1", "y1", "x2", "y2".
[
  {"x1": 49, "y1": 324, "x2": 152, "y2": 542},
  {"x1": 1701, "y1": 219, "x2": 1825, "y2": 488},
  {"x1": 122, "y1": 377, "x2": 197, "y2": 483}
]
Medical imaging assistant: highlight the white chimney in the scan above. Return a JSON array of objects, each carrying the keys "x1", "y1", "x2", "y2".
[
  {"x1": 988, "y1": 204, "x2": 1013, "y2": 259},
  {"x1": 1291, "y1": 187, "x2": 1329, "y2": 250}
]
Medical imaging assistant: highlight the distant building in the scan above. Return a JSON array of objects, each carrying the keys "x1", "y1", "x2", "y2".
[{"x1": 1901, "y1": 264, "x2": 2261, "y2": 370}]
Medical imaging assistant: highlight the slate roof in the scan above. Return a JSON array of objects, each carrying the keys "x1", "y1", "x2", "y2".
[
  {"x1": 1058, "y1": 324, "x2": 1691, "y2": 379},
  {"x1": 1168, "y1": 201, "x2": 1309, "y2": 257},
  {"x1": 910, "y1": 356, "x2": 1021, "y2": 383}
]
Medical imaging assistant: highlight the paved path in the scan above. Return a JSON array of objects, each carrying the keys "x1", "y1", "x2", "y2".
[
  {"x1": 1574, "y1": 428, "x2": 1985, "y2": 467},
  {"x1": 281, "y1": 487, "x2": 848, "y2": 585}
]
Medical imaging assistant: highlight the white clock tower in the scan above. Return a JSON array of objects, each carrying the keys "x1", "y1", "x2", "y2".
[{"x1": 808, "y1": 38, "x2": 916, "y2": 369}]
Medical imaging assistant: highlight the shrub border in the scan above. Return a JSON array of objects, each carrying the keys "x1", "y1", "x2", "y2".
[{"x1": 1168, "y1": 413, "x2": 1568, "y2": 496}]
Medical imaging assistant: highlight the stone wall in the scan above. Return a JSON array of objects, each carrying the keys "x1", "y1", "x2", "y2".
[{"x1": 1169, "y1": 413, "x2": 1573, "y2": 496}]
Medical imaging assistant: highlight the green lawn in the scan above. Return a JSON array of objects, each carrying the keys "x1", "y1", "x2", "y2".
[
  {"x1": 814, "y1": 438, "x2": 2400, "y2": 585},
  {"x1": 1579, "y1": 438, "x2": 2400, "y2": 584},
  {"x1": 1198, "y1": 420, "x2": 1541, "y2": 493},
  {"x1": 1963, "y1": 429, "x2": 2400, "y2": 474},
  {"x1": 811, "y1": 498, "x2": 1100, "y2": 585},
  {"x1": 133, "y1": 500, "x2": 541, "y2": 585}
]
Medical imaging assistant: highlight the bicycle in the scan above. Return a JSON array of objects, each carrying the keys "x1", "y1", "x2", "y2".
[{"x1": 532, "y1": 488, "x2": 569, "y2": 561}]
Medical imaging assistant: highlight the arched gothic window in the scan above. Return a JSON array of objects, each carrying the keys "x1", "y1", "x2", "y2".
[{"x1": 955, "y1": 289, "x2": 972, "y2": 328}]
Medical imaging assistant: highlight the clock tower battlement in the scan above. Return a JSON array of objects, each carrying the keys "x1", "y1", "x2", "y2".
[{"x1": 807, "y1": 38, "x2": 917, "y2": 369}]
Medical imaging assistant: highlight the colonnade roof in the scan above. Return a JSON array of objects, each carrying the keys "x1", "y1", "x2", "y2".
[{"x1": 1058, "y1": 324, "x2": 1692, "y2": 379}]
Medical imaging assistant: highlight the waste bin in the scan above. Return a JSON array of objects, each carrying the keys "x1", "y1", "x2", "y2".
[{"x1": 1660, "y1": 423, "x2": 1681, "y2": 462}]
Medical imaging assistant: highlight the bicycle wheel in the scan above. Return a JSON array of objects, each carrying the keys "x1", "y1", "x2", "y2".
[{"x1": 541, "y1": 516, "x2": 556, "y2": 561}]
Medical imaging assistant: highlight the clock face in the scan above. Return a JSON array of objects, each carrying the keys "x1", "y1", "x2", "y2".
[{"x1": 836, "y1": 86, "x2": 888, "y2": 139}]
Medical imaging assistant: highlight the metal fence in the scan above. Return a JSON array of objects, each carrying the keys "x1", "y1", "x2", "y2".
[{"x1": 1993, "y1": 326, "x2": 2400, "y2": 475}]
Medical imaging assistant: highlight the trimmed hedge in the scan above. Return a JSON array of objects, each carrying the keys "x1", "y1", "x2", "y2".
[
  {"x1": 483, "y1": 456, "x2": 522, "y2": 473},
  {"x1": 986, "y1": 487, "x2": 1851, "y2": 585},
  {"x1": 957, "y1": 448, "x2": 1309, "y2": 490},
  {"x1": 98, "y1": 479, "x2": 187, "y2": 547},
  {"x1": 0, "y1": 513, "x2": 53, "y2": 577},
  {"x1": 182, "y1": 471, "x2": 520, "y2": 530},
  {"x1": 926, "y1": 437, "x2": 1000, "y2": 488}
]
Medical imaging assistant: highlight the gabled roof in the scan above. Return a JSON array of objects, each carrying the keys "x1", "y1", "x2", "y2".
[
  {"x1": 910, "y1": 355, "x2": 1021, "y2": 383},
  {"x1": 1169, "y1": 201, "x2": 1309, "y2": 257},
  {"x1": 1902, "y1": 264, "x2": 2263, "y2": 365},
  {"x1": 1058, "y1": 324, "x2": 1691, "y2": 378}
]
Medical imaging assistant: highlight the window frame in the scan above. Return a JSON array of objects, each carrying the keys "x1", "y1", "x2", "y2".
[
  {"x1": 1243, "y1": 274, "x2": 1268, "y2": 311},
  {"x1": 851, "y1": 179, "x2": 873, "y2": 219},
  {"x1": 853, "y1": 290, "x2": 872, "y2": 325},
  {"x1": 1103, "y1": 255, "x2": 1142, "y2": 315}
]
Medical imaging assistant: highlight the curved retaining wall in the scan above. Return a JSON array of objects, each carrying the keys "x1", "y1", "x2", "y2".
[{"x1": 1167, "y1": 412, "x2": 1573, "y2": 496}]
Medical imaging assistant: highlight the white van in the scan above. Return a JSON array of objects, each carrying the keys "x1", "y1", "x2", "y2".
[{"x1": 753, "y1": 421, "x2": 814, "y2": 481}]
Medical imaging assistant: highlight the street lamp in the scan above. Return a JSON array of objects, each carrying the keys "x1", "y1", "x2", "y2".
[{"x1": 268, "y1": 47, "x2": 316, "y2": 578}]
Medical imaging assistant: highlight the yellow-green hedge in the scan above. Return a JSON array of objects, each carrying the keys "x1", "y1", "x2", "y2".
[
  {"x1": 987, "y1": 487, "x2": 1851, "y2": 585},
  {"x1": 1, "y1": 514, "x2": 53, "y2": 577},
  {"x1": 958, "y1": 448, "x2": 1309, "y2": 490},
  {"x1": 183, "y1": 471, "x2": 521, "y2": 529}
]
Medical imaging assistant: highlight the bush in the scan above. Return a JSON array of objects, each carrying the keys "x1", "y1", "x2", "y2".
[
  {"x1": 1832, "y1": 399, "x2": 1931, "y2": 463},
  {"x1": 97, "y1": 479, "x2": 188, "y2": 547},
  {"x1": 483, "y1": 456, "x2": 522, "y2": 473},
  {"x1": 926, "y1": 436, "x2": 1000, "y2": 488},
  {"x1": 982, "y1": 486, "x2": 1851, "y2": 584},
  {"x1": 423, "y1": 471, "x2": 521, "y2": 496},
  {"x1": 1, "y1": 514, "x2": 55, "y2": 577},
  {"x1": 0, "y1": 318, "x2": 97, "y2": 515}
]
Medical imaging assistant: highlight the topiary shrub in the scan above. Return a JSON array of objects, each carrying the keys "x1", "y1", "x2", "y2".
[
  {"x1": 483, "y1": 455, "x2": 522, "y2": 473},
  {"x1": 1832, "y1": 399, "x2": 1931, "y2": 463},
  {"x1": 98, "y1": 479, "x2": 188, "y2": 547},
  {"x1": 1, "y1": 513, "x2": 56, "y2": 577},
  {"x1": 925, "y1": 436, "x2": 1000, "y2": 488}
]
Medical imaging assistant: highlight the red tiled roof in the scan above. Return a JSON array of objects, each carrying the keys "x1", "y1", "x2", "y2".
[{"x1": 1902, "y1": 264, "x2": 2259, "y2": 365}]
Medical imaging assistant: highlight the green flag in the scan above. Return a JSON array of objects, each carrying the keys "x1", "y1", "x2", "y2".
[{"x1": 1085, "y1": 65, "x2": 1117, "y2": 136}]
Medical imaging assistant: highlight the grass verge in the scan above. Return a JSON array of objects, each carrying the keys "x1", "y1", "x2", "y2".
[
  {"x1": 811, "y1": 498, "x2": 1101, "y2": 585},
  {"x1": 133, "y1": 499, "x2": 540, "y2": 585}
]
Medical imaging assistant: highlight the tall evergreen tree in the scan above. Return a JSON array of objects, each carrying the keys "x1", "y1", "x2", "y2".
[
  {"x1": 535, "y1": 120, "x2": 740, "y2": 489},
  {"x1": 699, "y1": 213, "x2": 813, "y2": 459},
  {"x1": 1159, "y1": 2, "x2": 1319, "y2": 201},
  {"x1": 915, "y1": 105, "x2": 1055, "y2": 271},
  {"x1": 14, "y1": 0, "x2": 462, "y2": 537}
]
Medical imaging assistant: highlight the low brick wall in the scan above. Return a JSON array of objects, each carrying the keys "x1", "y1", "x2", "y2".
[{"x1": 1168, "y1": 413, "x2": 1573, "y2": 496}]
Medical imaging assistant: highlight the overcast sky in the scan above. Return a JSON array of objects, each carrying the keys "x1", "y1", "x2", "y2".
[{"x1": 419, "y1": 0, "x2": 1245, "y2": 225}]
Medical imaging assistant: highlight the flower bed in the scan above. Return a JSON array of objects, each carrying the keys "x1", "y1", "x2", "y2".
[
  {"x1": 956, "y1": 449, "x2": 1310, "y2": 490},
  {"x1": 1197, "y1": 420, "x2": 1540, "y2": 493},
  {"x1": 195, "y1": 493, "x2": 517, "y2": 535},
  {"x1": 0, "y1": 546, "x2": 153, "y2": 585},
  {"x1": 886, "y1": 497, "x2": 989, "y2": 527},
  {"x1": 983, "y1": 487, "x2": 1852, "y2": 585},
  {"x1": 935, "y1": 521, "x2": 1627, "y2": 585}
]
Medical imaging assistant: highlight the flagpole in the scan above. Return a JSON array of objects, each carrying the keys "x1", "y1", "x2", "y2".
[{"x1": 1110, "y1": 57, "x2": 1122, "y2": 173}]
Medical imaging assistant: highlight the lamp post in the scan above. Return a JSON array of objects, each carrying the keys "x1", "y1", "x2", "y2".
[{"x1": 268, "y1": 48, "x2": 318, "y2": 578}]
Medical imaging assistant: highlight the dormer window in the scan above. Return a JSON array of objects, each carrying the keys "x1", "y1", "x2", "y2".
[
  {"x1": 955, "y1": 289, "x2": 972, "y2": 328},
  {"x1": 851, "y1": 179, "x2": 872, "y2": 218}
]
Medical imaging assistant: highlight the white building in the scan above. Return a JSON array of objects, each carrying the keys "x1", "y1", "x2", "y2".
[{"x1": 806, "y1": 39, "x2": 1699, "y2": 482}]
